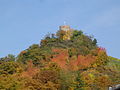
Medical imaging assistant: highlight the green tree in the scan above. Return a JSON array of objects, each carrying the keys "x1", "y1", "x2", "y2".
[
  {"x1": 0, "y1": 61, "x2": 23, "y2": 75},
  {"x1": 17, "y1": 44, "x2": 53, "y2": 66},
  {"x1": 0, "y1": 54, "x2": 15, "y2": 62},
  {"x1": 71, "y1": 30, "x2": 83, "y2": 39},
  {"x1": 75, "y1": 71, "x2": 85, "y2": 90},
  {"x1": 92, "y1": 39, "x2": 97, "y2": 46}
]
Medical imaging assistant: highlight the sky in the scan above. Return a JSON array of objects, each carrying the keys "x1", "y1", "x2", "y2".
[{"x1": 0, "y1": 0, "x2": 120, "y2": 58}]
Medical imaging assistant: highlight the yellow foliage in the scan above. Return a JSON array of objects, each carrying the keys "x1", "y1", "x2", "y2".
[{"x1": 63, "y1": 30, "x2": 73, "y2": 40}]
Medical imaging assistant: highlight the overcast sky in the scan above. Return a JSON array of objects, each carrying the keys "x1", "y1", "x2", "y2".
[{"x1": 0, "y1": 0, "x2": 120, "y2": 58}]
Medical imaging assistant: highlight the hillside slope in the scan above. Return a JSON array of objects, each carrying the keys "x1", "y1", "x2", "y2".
[{"x1": 0, "y1": 25, "x2": 120, "y2": 90}]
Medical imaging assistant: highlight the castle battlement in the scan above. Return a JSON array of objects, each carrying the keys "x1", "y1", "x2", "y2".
[{"x1": 59, "y1": 25, "x2": 71, "y2": 31}]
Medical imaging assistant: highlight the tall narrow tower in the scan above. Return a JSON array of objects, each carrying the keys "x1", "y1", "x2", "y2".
[{"x1": 59, "y1": 25, "x2": 73, "y2": 40}]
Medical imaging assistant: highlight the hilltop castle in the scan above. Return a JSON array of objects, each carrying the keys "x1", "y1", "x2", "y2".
[{"x1": 59, "y1": 25, "x2": 73, "y2": 40}]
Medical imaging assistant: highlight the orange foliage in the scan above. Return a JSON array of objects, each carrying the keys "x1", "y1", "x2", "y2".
[
  {"x1": 69, "y1": 55, "x2": 96, "y2": 70},
  {"x1": 52, "y1": 49, "x2": 69, "y2": 70},
  {"x1": 20, "y1": 50, "x2": 27, "y2": 55},
  {"x1": 51, "y1": 48, "x2": 96, "y2": 71},
  {"x1": 21, "y1": 60, "x2": 39, "y2": 78}
]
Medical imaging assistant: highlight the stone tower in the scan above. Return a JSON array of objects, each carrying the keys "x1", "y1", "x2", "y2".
[
  {"x1": 59, "y1": 25, "x2": 70, "y2": 31},
  {"x1": 59, "y1": 25, "x2": 73, "y2": 40}
]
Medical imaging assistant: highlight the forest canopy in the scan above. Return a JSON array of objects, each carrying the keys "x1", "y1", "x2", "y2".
[{"x1": 0, "y1": 26, "x2": 120, "y2": 90}]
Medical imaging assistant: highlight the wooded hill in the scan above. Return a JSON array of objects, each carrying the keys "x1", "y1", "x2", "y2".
[{"x1": 0, "y1": 26, "x2": 120, "y2": 90}]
